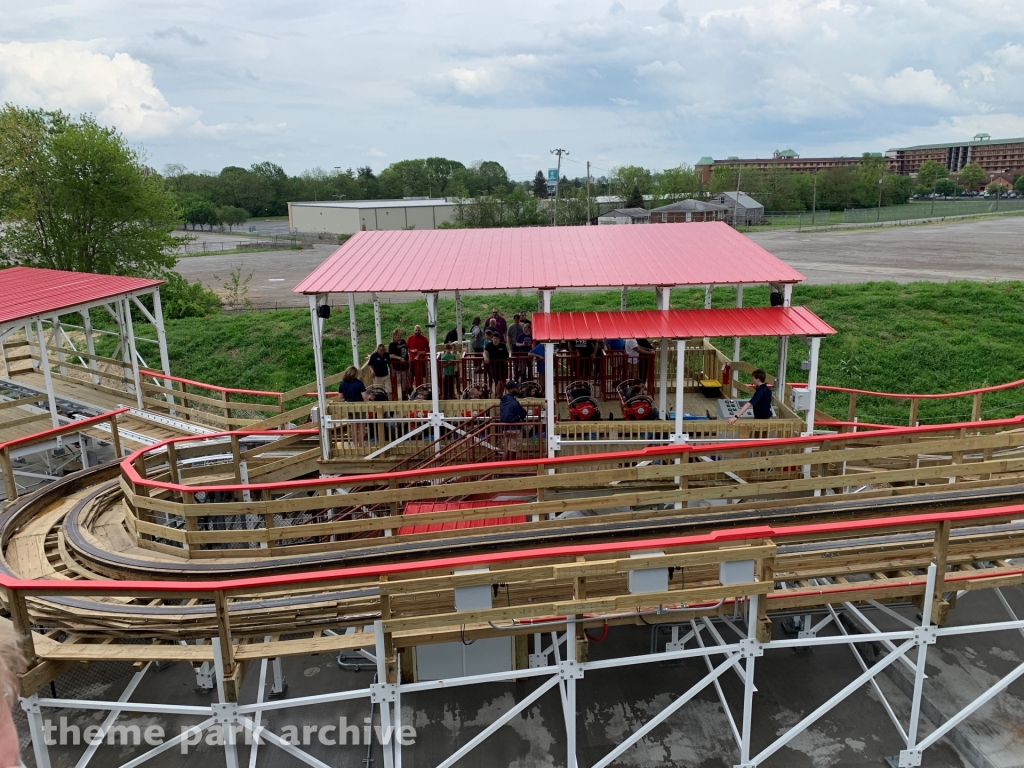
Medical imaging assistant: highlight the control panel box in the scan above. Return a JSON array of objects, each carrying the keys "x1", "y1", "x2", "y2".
[{"x1": 716, "y1": 399, "x2": 754, "y2": 419}]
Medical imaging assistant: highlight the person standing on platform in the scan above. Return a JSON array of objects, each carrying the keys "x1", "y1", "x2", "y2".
[
  {"x1": 389, "y1": 328, "x2": 410, "y2": 396},
  {"x1": 728, "y1": 369, "x2": 773, "y2": 422},
  {"x1": 367, "y1": 343, "x2": 391, "y2": 396},
  {"x1": 484, "y1": 330, "x2": 510, "y2": 397},
  {"x1": 490, "y1": 308, "x2": 507, "y2": 338},
  {"x1": 338, "y1": 366, "x2": 367, "y2": 402},
  {"x1": 406, "y1": 325, "x2": 430, "y2": 388},
  {"x1": 470, "y1": 316, "x2": 485, "y2": 353}
]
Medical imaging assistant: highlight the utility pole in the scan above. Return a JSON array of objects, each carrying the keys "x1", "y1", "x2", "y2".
[
  {"x1": 876, "y1": 175, "x2": 884, "y2": 222},
  {"x1": 811, "y1": 170, "x2": 818, "y2": 226},
  {"x1": 550, "y1": 148, "x2": 568, "y2": 225},
  {"x1": 586, "y1": 160, "x2": 591, "y2": 225},
  {"x1": 732, "y1": 166, "x2": 742, "y2": 227}
]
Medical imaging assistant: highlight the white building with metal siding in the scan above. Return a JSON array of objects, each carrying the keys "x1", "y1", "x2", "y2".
[{"x1": 287, "y1": 199, "x2": 456, "y2": 235}]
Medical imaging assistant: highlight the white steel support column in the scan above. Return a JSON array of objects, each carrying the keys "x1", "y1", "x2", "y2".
[
  {"x1": 656, "y1": 287, "x2": 670, "y2": 416},
  {"x1": 151, "y1": 289, "x2": 172, "y2": 378},
  {"x1": 35, "y1": 320, "x2": 60, "y2": 430},
  {"x1": 212, "y1": 637, "x2": 240, "y2": 768},
  {"x1": 23, "y1": 694, "x2": 52, "y2": 768},
  {"x1": 371, "y1": 293, "x2": 382, "y2": 347},
  {"x1": 732, "y1": 285, "x2": 744, "y2": 396},
  {"x1": 426, "y1": 292, "x2": 441, "y2": 444},
  {"x1": 902, "y1": 564, "x2": 937, "y2": 766},
  {"x1": 52, "y1": 314, "x2": 67, "y2": 376},
  {"x1": 674, "y1": 339, "x2": 686, "y2": 441},
  {"x1": 373, "y1": 622, "x2": 396, "y2": 768},
  {"x1": 566, "y1": 618, "x2": 578, "y2": 768},
  {"x1": 620, "y1": 286, "x2": 628, "y2": 311},
  {"x1": 455, "y1": 290, "x2": 464, "y2": 342},
  {"x1": 80, "y1": 308, "x2": 99, "y2": 384},
  {"x1": 309, "y1": 294, "x2": 331, "y2": 461},
  {"x1": 739, "y1": 593, "x2": 761, "y2": 766},
  {"x1": 775, "y1": 285, "x2": 793, "y2": 415},
  {"x1": 347, "y1": 293, "x2": 359, "y2": 368},
  {"x1": 545, "y1": 342, "x2": 556, "y2": 458},
  {"x1": 805, "y1": 336, "x2": 821, "y2": 433},
  {"x1": 121, "y1": 298, "x2": 144, "y2": 409},
  {"x1": 704, "y1": 284, "x2": 714, "y2": 310}
]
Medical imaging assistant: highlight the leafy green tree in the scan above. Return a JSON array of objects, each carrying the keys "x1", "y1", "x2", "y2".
[
  {"x1": 624, "y1": 185, "x2": 645, "y2": 209},
  {"x1": 986, "y1": 182, "x2": 1007, "y2": 196},
  {"x1": 708, "y1": 165, "x2": 739, "y2": 195},
  {"x1": 159, "y1": 273, "x2": 222, "y2": 319},
  {"x1": 217, "y1": 166, "x2": 274, "y2": 215},
  {"x1": 957, "y1": 162, "x2": 987, "y2": 190},
  {"x1": 654, "y1": 165, "x2": 699, "y2": 203},
  {"x1": 1015, "y1": 175, "x2": 1024, "y2": 194},
  {"x1": 356, "y1": 166, "x2": 379, "y2": 199},
  {"x1": 532, "y1": 171, "x2": 548, "y2": 198},
  {"x1": 612, "y1": 165, "x2": 654, "y2": 200},
  {"x1": 934, "y1": 178, "x2": 959, "y2": 197},
  {"x1": 916, "y1": 159, "x2": 948, "y2": 188},
  {"x1": 178, "y1": 194, "x2": 218, "y2": 230},
  {"x1": 0, "y1": 106, "x2": 179, "y2": 276},
  {"x1": 216, "y1": 205, "x2": 250, "y2": 230},
  {"x1": 378, "y1": 159, "x2": 429, "y2": 198},
  {"x1": 424, "y1": 157, "x2": 465, "y2": 196}
]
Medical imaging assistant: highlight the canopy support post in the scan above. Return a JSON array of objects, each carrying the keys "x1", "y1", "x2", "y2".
[
  {"x1": 620, "y1": 286, "x2": 628, "y2": 311},
  {"x1": 51, "y1": 314, "x2": 67, "y2": 376},
  {"x1": 372, "y1": 293, "x2": 382, "y2": 347},
  {"x1": 656, "y1": 287, "x2": 670, "y2": 417},
  {"x1": 455, "y1": 290, "x2": 464, "y2": 342},
  {"x1": 775, "y1": 285, "x2": 793, "y2": 415},
  {"x1": 309, "y1": 294, "x2": 331, "y2": 462},
  {"x1": 121, "y1": 298, "x2": 144, "y2": 410},
  {"x1": 673, "y1": 339, "x2": 686, "y2": 442},
  {"x1": 348, "y1": 293, "x2": 359, "y2": 368},
  {"x1": 732, "y1": 285, "x2": 744, "y2": 396},
  {"x1": 35, "y1": 320, "x2": 60, "y2": 431},
  {"x1": 545, "y1": 342, "x2": 556, "y2": 458},
  {"x1": 426, "y1": 292, "x2": 441, "y2": 445},
  {"x1": 703, "y1": 284, "x2": 713, "y2": 343},
  {"x1": 805, "y1": 336, "x2": 821, "y2": 434}
]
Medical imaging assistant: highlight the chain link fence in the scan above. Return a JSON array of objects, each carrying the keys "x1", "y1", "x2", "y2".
[{"x1": 750, "y1": 199, "x2": 1024, "y2": 230}]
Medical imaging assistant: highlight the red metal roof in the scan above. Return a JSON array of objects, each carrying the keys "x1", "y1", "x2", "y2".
[
  {"x1": 532, "y1": 306, "x2": 836, "y2": 341},
  {"x1": 398, "y1": 500, "x2": 526, "y2": 535},
  {"x1": 0, "y1": 267, "x2": 162, "y2": 326},
  {"x1": 293, "y1": 222, "x2": 804, "y2": 295}
]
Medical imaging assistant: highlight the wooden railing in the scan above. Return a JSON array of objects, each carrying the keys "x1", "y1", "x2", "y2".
[
  {"x1": 1, "y1": 409, "x2": 127, "y2": 501},
  {"x1": 116, "y1": 416, "x2": 1024, "y2": 556},
  {"x1": 787, "y1": 378, "x2": 1024, "y2": 428},
  {"x1": 139, "y1": 369, "x2": 288, "y2": 428}
]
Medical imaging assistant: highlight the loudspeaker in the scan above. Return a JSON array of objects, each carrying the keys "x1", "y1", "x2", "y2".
[{"x1": 317, "y1": 304, "x2": 331, "y2": 319}]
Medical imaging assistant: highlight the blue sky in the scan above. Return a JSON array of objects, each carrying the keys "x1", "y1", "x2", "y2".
[{"x1": 2, "y1": 1, "x2": 1023, "y2": 180}]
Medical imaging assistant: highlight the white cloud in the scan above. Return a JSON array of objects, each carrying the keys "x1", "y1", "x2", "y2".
[
  {"x1": 637, "y1": 60, "x2": 685, "y2": 77},
  {"x1": 610, "y1": 97, "x2": 639, "y2": 106},
  {"x1": 849, "y1": 67, "x2": 956, "y2": 108},
  {"x1": 0, "y1": 40, "x2": 207, "y2": 138}
]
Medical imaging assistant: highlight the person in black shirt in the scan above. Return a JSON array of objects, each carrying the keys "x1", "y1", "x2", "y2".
[
  {"x1": 388, "y1": 328, "x2": 409, "y2": 396},
  {"x1": 444, "y1": 327, "x2": 460, "y2": 344},
  {"x1": 635, "y1": 338, "x2": 655, "y2": 384},
  {"x1": 484, "y1": 332, "x2": 509, "y2": 397},
  {"x1": 366, "y1": 343, "x2": 391, "y2": 396},
  {"x1": 338, "y1": 366, "x2": 367, "y2": 402},
  {"x1": 499, "y1": 381, "x2": 528, "y2": 423},
  {"x1": 729, "y1": 369, "x2": 773, "y2": 422}
]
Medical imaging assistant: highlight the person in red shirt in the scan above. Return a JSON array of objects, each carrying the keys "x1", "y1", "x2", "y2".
[{"x1": 406, "y1": 325, "x2": 430, "y2": 388}]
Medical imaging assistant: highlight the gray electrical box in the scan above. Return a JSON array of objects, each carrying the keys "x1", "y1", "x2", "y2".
[
  {"x1": 454, "y1": 568, "x2": 492, "y2": 612},
  {"x1": 790, "y1": 387, "x2": 811, "y2": 412},
  {"x1": 719, "y1": 559, "x2": 756, "y2": 586},
  {"x1": 627, "y1": 552, "x2": 668, "y2": 595}
]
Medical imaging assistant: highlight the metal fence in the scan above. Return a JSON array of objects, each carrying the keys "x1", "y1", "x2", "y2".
[{"x1": 750, "y1": 199, "x2": 1024, "y2": 230}]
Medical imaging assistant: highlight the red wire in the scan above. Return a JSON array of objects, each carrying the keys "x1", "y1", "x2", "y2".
[{"x1": 585, "y1": 623, "x2": 609, "y2": 642}]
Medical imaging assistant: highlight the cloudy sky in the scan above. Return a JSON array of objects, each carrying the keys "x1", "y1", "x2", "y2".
[{"x1": 2, "y1": 1, "x2": 1023, "y2": 179}]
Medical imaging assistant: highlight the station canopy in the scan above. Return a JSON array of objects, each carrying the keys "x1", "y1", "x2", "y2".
[
  {"x1": 294, "y1": 222, "x2": 805, "y2": 296},
  {"x1": 532, "y1": 306, "x2": 836, "y2": 341},
  {"x1": 0, "y1": 267, "x2": 163, "y2": 330}
]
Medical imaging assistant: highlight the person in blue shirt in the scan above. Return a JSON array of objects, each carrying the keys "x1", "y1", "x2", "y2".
[
  {"x1": 499, "y1": 381, "x2": 528, "y2": 423},
  {"x1": 728, "y1": 369, "x2": 773, "y2": 422},
  {"x1": 338, "y1": 366, "x2": 367, "y2": 402}
]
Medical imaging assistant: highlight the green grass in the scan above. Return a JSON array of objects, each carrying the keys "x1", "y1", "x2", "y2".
[{"x1": 94, "y1": 282, "x2": 1024, "y2": 425}]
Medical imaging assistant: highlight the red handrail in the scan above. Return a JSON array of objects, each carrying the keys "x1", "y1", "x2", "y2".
[
  {"x1": 119, "y1": 415, "x2": 1024, "y2": 496},
  {"x1": 139, "y1": 368, "x2": 283, "y2": 399},
  {"x1": 790, "y1": 378, "x2": 1024, "y2": 401},
  {"x1": 4, "y1": 502, "x2": 1024, "y2": 594},
  {"x1": 0, "y1": 408, "x2": 129, "y2": 452}
]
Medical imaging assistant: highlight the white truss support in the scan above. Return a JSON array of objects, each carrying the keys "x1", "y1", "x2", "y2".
[
  {"x1": 212, "y1": 636, "x2": 240, "y2": 768},
  {"x1": 993, "y1": 588, "x2": 1024, "y2": 643},
  {"x1": 693, "y1": 620, "x2": 742, "y2": 748},
  {"x1": 374, "y1": 621, "x2": 396, "y2": 768},
  {"x1": 565, "y1": 619, "x2": 579, "y2": 768},
  {"x1": 701, "y1": 616, "x2": 755, "y2": 689},
  {"x1": 550, "y1": 631, "x2": 570, "y2": 716},
  {"x1": 238, "y1": 717, "x2": 333, "y2": 768},
  {"x1": 749, "y1": 636, "x2": 918, "y2": 767},
  {"x1": 827, "y1": 604, "x2": 908, "y2": 743},
  {"x1": 22, "y1": 695, "x2": 52, "y2": 768},
  {"x1": 841, "y1": 601, "x2": 922, "y2": 677},
  {"x1": 434, "y1": 676, "x2": 561, "y2": 768},
  {"x1": 117, "y1": 717, "x2": 218, "y2": 768},
  {"x1": 72, "y1": 663, "x2": 152, "y2": 768},
  {"x1": 249, "y1": 655, "x2": 269, "y2": 768},
  {"x1": 738, "y1": 595, "x2": 761, "y2": 766},
  {"x1": 902, "y1": 565, "x2": 938, "y2": 764},
  {"x1": 594, "y1": 655, "x2": 736, "y2": 768}
]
